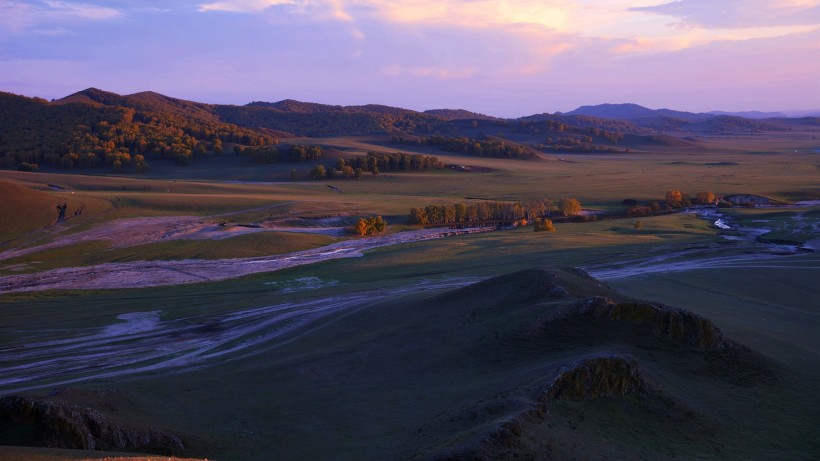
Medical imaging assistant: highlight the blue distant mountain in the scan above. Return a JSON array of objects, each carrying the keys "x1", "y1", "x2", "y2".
[
  {"x1": 565, "y1": 103, "x2": 709, "y2": 121},
  {"x1": 707, "y1": 110, "x2": 787, "y2": 119}
]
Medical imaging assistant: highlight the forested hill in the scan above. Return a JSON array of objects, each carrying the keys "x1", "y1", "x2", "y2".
[
  {"x1": 2, "y1": 88, "x2": 819, "y2": 174},
  {"x1": 217, "y1": 100, "x2": 451, "y2": 136},
  {"x1": 1, "y1": 89, "x2": 270, "y2": 171},
  {"x1": 423, "y1": 109, "x2": 501, "y2": 121}
]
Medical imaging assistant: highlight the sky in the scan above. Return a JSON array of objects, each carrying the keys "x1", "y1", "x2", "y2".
[{"x1": 0, "y1": 0, "x2": 818, "y2": 117}]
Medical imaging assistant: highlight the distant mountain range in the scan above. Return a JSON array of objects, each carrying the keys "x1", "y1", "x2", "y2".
[
  {"x1": 50, "y1": 88, "x2": 820, "y2": 131},
  {"x1": 563, "y1": 103, "x2": 820, "y2": 121}
]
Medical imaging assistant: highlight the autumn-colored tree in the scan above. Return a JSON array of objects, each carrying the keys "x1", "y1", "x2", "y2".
[
  {"x1": 559, "y1": 198, "x2": 582, "y2": 216},
  {"x1": 409, "y1": 207, "x2": 429, "y2": 225},
  {"x1": 665, "y1": 189, "x2": 682, "y2": 203},
  {"x1": 634, "y1": 220, "x2": 644, "y2": 231},
  {"x1": 354, "y1": 218, "x2": 368, "y2": 236},
  {"x1": 667, "y1": 189, "x2": 691, "y2": 207},
  {"x1": 354, "y1": 216, "x2": 387, "y2": 236},
  {"x1": 695, "y1": 191, "x2": 716, "y2": 204},
  {"x1": 310, "y1": 164, "x2": 326, "y2": 179},
  {"x1": 134, "y1": 154, "x2": 149, "y2": 173},
  {"x1": 533, "y1": 217, "x2": 555, "y2": 232}
]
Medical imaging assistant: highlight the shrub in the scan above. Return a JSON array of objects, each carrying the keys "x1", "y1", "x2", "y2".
[{"x1": 17, "y1": 162, "x2": 39, "y2": 172}]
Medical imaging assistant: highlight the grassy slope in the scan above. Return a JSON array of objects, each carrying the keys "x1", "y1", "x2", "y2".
[
  {"x1": 6, "y1": 266, "x2": 812, "y2": 460},
  {"x1": 0, "y1": 180, "x2": 60, "y2": 243}
]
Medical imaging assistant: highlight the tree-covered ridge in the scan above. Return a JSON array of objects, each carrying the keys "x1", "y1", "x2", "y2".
[
  {"x1": 0, "y1": 90, "x2": 273, "y2": 171},
  {"x1": 218, "y1": 101, "x2": 451, "y2": 136},
  {"x1": 422, "y1": 108, "x2": 500, "y2": 121}
]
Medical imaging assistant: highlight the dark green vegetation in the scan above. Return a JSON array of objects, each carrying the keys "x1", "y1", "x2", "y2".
[{"x1": 1, "y1": 90, "x2": 819, "y2": 460}]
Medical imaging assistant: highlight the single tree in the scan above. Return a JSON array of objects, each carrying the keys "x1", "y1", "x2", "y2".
[
  {"x1": 310, "y1": 164, "x2": 326, "y2": 179},
  {"x1": 559, "y1": 198, "x2": 582, "y2": 216}
]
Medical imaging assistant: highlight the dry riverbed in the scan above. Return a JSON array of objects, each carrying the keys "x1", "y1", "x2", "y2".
[{"x1": 0, "y1": 225, "x2": 490, "y2": 293}]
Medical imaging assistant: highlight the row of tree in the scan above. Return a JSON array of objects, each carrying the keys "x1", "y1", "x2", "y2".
[
  {"x1": 666, "y1": 189, "x2": 716, "y2": 208},
  {"x1": 408, "y1": 198, "x2": 581, "y2": 225},
  {"x1": 343, "y1": 151, "x2": 444, "y2": 172},
  {"x1": 238, "y1": 144, "x2": 323, "y2": 164},
  {"x1": 424, "y1": 135, "x2": 536, "y2": 159},
  {"x1": 307, "y1": 152, "x2": 445, "y2": 180}
]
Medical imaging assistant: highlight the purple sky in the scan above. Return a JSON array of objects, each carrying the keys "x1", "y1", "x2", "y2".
[{"x1": 1, "y1": 0, "x2": 819, "y2": 117}]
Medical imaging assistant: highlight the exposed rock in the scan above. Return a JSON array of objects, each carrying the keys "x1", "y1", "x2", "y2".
[
  {"x1": 544, "y1": 355, "x2": 649, "y2": 401},
  {"x1": 575, "y1": 296, "x2": 731, "y2": 349},
  {"x1": 0, "y1": 395, "x2": 183, "y2": 453}
]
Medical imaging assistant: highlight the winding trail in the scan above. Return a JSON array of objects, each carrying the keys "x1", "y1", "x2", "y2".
[{"x1": 0, "y1": 277, "x2": 481, "y2": 395}]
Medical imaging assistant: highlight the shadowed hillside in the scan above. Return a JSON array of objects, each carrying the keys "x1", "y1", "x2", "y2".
[{"x1": 1, "y1": 268, "x2": 800, "y2": 460}]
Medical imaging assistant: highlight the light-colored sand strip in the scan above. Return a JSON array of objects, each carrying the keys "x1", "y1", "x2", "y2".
[
  {"x1": 0, "y1": 277, "x2": 480, "y2": 395},
  {"x1": 0, "y1": 227, "x2": 491, "y2": 293}
]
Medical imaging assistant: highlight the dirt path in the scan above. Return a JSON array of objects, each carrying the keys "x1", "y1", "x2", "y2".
[
  {"x1": 0, "y1": 227, "x2": 491, "y2": 293},
  {"x1": 0, "y1": 277, "x2": 480, "y2": 395}
]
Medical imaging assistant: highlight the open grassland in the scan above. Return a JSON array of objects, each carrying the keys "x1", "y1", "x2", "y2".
[{"x1": 1, "y1": 134, "x2": 819, "y2": 460}]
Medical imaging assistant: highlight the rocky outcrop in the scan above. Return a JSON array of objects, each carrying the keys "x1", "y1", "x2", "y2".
[
  {"x1": 0, "y1": 395, "x2": 183, "y2": 453},
  {"x1": 575, "y1": 296, "x2": 731, "y2": 349},
  {"x1": 543, "y1": 355, "x2": 649, "y2": 401}
]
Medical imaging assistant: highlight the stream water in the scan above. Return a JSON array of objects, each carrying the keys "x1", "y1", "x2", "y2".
[{"x1": 585, "y1": 205, "x2": 819, "y2": 280}]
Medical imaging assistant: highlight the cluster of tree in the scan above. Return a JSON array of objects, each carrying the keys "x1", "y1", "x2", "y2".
[
  {"x1": 307, "y1": 152, "x2": 444, "y2": 180},
  {"x1": 309, "y1": 159, "x2": 362, "y2": 179},
  {"x1": 428, "y1": 135, "x2": 536, "y2": 159},
  {"x1": 393, "y1": 135, "x2": 536, "y2": 159},
  {"x1": 409, "y1": 199, "x2": 554, "y2": 225},
  {"x1": 532, "y1": 217, "x2": 555, "y2": 232},
  {"x1": 536, "y1": 137, "x2": 627, "y2": 153},
  {"x1": 665, "y1": 189, "x2": 717, "y2": 208},
  {"x1": 344, "y1": 151, "x2": 444, "y2": 173},
  {"x1": 353, "y1": 216, "x2": 387, "y2": 236},
  {"x1": 237, "y1": 144, "x2": 321, "y2": 164},
  {"x1": 626, "y1": 202, "x2": 661, "y2": 217}
]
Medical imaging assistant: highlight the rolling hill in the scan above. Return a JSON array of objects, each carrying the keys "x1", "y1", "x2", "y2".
[{"x1": 2, "y1": 88, "x2": 819, "y2": 176}]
